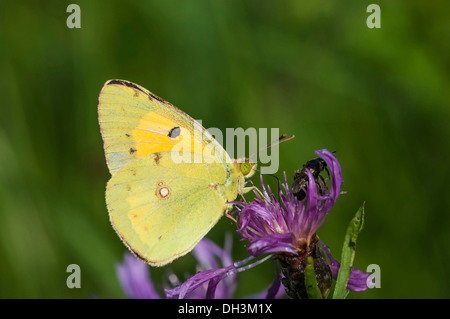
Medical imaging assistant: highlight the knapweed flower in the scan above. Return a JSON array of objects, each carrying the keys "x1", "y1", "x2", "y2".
[
  {"x1": 166, "y1": 149, "x2": 370, "y2": 299},
  {"x1": 235, "y1": 150, "x2": 341, "y2": 257},
  {"x1": 116, "y1": 236, "x2": 238, "y2": 299},
  {"x1": 233, "y1": 149, "x2": 370, "y2": 298}
]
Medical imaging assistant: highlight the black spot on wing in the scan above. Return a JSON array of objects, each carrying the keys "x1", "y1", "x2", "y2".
[
  {"x1": 129, "y1": 147, "x2": 137, "y2": 154},
  {"x1": 168, "y1": 127, "x2": 181, "y2": 139}
]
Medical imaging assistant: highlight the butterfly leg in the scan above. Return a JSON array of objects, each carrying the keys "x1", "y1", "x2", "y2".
[
  {"x1": 241, "y1": 185, "x2": 265, "y2": 200},
  {"x1": 225, "y1": 210, "x2": 238, "y2": 224},
  {"x1": 225, "y1": 209, "x2": 259, "y2": 237},
  {"x1": 237, "y1": 177, "x2": 266, "y2": 202}
]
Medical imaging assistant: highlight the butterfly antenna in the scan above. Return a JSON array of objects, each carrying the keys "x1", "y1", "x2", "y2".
[{"x1": 249, "y1": 133, "x2": 295, "y2": 162}]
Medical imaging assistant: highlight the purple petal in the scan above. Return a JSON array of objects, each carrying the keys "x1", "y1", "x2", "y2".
[
  {"x1": 264, "y1": 276, "x2": 285, "y2": 299},
  {"x1": 192, "y1": 237, "x2": 236, "y2": 299},
  {"x1": 303, "y1": 150, "x2": 343, "y2": 234},
  {"x1": 247, "y1": 233, "x2": 297, "y2": 256},
  {"x1": 302, "y1": 168, "x2": 320, "y2": 235},
  {"x1": 206, "y1": 276, "x2": 225, "y2": 299},
  {"x1": 116, "y1": 252, "x2": 161, "y2": 299},
  {"x1": 166, "y1": 237, "x2": 239, "y2": 299},
  {"x1": 319, "y1": 241, "x2": 370, "y2": 292},
  {"x1": 165, "y1": 265, "x2": 236, "y2": 299},
  {"x1": 193, "y1": 238, "x2": 228, "y2": 270},
  {"x1": 246, "y1": 276, "x2": 286, "y2": 299},
  {"x1": 315, "y1": 149, "x2": 343, "y2": 205},
  {"x1": 166, "y1": 255, "x2": 278, "y2": 299}
]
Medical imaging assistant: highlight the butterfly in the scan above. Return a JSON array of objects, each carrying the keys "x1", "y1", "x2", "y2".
[{"x1": 98, "y1": 79, "x2": 257, "y2": 266}]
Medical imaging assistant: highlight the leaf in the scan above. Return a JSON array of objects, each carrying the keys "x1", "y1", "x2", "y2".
[
  {"x1": 332, "y1": 203, "x2": 365, "y2": 299},
  {"x1": 305, "y1": 256, "x2": 323, "y2": 299}
]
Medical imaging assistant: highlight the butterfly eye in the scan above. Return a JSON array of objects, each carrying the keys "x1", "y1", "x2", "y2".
[{"x1": 240, "y1": 162, "x2": 255, "y2": 177}]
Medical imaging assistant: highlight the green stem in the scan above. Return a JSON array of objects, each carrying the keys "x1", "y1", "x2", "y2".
[{"x1": 305, "y1": 256, "x2": 323, "y2": 299}]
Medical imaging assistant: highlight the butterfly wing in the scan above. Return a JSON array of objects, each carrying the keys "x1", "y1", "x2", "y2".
[
  {"x1": 99, "y1": 80, "x2": 241, "y2": 265},
  {"x1": 106, "y1": 152, "x2": 240, "y2": 266},
  {"x1": 98, "y1": 79, "x2": 229, "y2": 175}
]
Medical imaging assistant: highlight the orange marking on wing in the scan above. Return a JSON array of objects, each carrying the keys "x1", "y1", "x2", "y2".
[{"x1": 131, "y1": 111, "x2": 206, "y2": 157}]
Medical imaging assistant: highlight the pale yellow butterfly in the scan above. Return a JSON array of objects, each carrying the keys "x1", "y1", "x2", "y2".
[{"x1": 98, "y1": 80, "x2": 256, "y2": 266}]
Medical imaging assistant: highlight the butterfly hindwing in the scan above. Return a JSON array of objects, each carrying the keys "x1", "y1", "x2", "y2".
[{"x1": 106, "y1": 152, "x2": 238, "y2": 266}]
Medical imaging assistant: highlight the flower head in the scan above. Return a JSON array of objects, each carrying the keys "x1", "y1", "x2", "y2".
[
  {"x1": 234, "y1": 149, "x2": 341, "y2": 258},
  {"x1": 232, "y1": 149, "x2": 369, "y2": 298}
]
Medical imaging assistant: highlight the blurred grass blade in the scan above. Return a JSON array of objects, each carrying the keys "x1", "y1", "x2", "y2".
[
  {"x1": 332, "y1": 203, "x2": 365, "y2": 299},
  {"x1": 305, "y1": 256, "x2": 323, "y2": 299}
]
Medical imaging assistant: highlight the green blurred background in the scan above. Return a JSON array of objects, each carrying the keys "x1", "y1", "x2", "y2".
[{"x1": 1, "y1": 0, "x2": 449, "y2": 298}]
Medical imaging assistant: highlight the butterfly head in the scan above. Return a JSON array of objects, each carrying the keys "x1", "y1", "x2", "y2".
[{"x1": 239, "y1": 159, "x2": 257, "y2": 179}]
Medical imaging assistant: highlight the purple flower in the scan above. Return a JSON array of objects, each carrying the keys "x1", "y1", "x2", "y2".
[
  {"x1": 235, "y1": 149, "x2": 341, "y2": 258},
  {"x1": 166, "y1": 149, "x2": 370, "y2": 299},
  {"x1": 116, "y1": 237, "x2": 237, "y2": 299},
  {"x1": 232, "y1": 149, "x2": 369, "y2": 296},
  {"x1": 116, "y1": 252, "x2": 160, "y2": 299}
]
